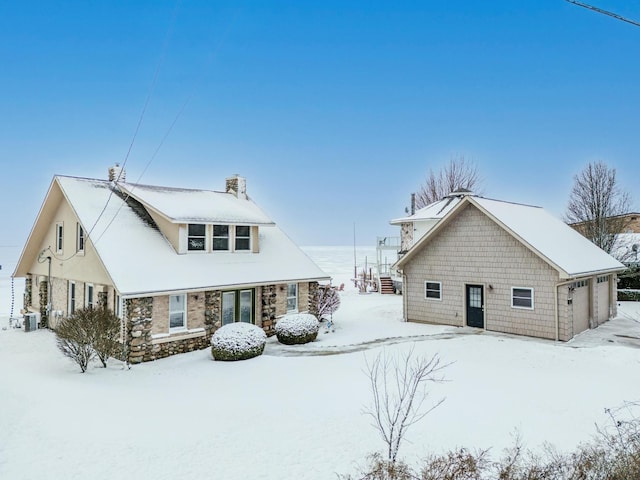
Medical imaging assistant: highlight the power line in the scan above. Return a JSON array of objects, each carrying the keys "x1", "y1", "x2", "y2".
[{"x1": 564, "y1": 0, "x2": 640, "y2": 28}]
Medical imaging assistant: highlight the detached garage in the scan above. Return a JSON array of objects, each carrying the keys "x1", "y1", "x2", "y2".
[{"x1": 394, "y1": 192, "x2": 625, "y2": 341}]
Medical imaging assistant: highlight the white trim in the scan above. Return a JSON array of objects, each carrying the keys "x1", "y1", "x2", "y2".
[
  {"x1": 234, "y1": 225, "x2": 252, "y2": 252},
  {"x1": 85, "y1": 283, "x2": 95, "y2": 309},
  {"x1": 286, "y1": 283, "x2": 298, "y2": 313},
  {"x1": 56, "y1": 222, "x2": 64, "y2": 253},
  {"x1": 424, "y1": 281, "x2": 442, "y2": 301},
  {"x1": 76, "y1": 222, "x2": 85, "y2": 254},
  {"x1": 187, "y1": 223, "x2": 208, "y2": 253},
  {"x1": 151, "y1": 328, "x2": 205, "y2": 344},
  {"x1": 212, "y1": 224, "x2": 230, "y2": 251},
  {"x1": 68, "y1": 280, "x2": 76, "y2": 314},
  {"x1": 511, "y1": 286, "x2": 534, "y2": 310},
  {"x1": 169, "y1": 293, "x2": 187, "y2": 331}
]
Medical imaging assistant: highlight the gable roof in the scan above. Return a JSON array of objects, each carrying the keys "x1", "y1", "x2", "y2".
[
  {"x1": 15, "y1": 175, "x2": 329, "y2": 296},
  {"x1": 396, "y1": 195, "x2": 625, "y2": 279},
  {"x1": 389, "y1": 193, "x2": 464, "y2": 225}
]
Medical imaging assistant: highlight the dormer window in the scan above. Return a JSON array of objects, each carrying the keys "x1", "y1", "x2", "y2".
[
  {"x1": 188, "y1": 224, "x2": 206, "y2": 251},
  {"x1": 213, "y1": 225, "x2": 229, "y2": 251},
  {"x1": 235, "y1": 226, "x2": 251, "y2": 251}
]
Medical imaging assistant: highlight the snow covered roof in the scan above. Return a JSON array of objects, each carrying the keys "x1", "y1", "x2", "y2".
[
  {"x1": 53, "y1": 176, "x2": 329, "y2": 296},
  {"x1": 389, "y1": 194, "x2": 465, "y2": 225},
  {"x1": 397, "y1": 195, "x2": 625, "y2": 279},
  {"x1": 117, "y1": 182, "x2": 274, "y2": 225}
]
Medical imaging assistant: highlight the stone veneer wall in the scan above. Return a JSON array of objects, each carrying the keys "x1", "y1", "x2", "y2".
[
  {"x1": 261, "y1": 285, "x2": 277, "y2": 335},
  {"x1": 126, "y1": 297, "x2": 153, "y2": 364},
  {"x1": 308, "y1": 282, "x2": 319, "y2": 317},
  {"x1": 400, "y1": 222, "x2": 413, "y2": 252},
  {"x1": 38, "y1": 280, "x2": 49, "y2": 327},
  {"x1": 24, "y1": 277, "x2": 32, "y2": 313}
]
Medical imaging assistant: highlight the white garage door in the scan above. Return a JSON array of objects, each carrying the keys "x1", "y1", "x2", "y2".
[{"x1": 572, "y1": 280, "x2": 590, "y2": 334}]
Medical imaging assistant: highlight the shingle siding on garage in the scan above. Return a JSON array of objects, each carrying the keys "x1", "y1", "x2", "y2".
[{"x1": 404, "y1": 204, "x2": 569, "y2": 340}]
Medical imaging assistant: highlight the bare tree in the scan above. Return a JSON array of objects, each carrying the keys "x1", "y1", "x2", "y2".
[
  {"x1": 90, "y1": 306, "x2": 122, "y2": 367},
  {"x1": 363, "y1": 348, "x2": 448, "y2": 465},
  {"x1": 414, "y1": 156, "x2": 482, "y2": 210},
  {"x1": 565, "y1": 161, "x2": 632, "y2": 254},
  {"x1": 55, "y1": 310, "x2": 96, "y2": 373}
]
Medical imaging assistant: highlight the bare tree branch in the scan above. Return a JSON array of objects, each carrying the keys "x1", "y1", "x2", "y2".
[
  {"x1": 363, "y1": 348, "x2": 449, "y2": 464},
  {"x1": 414, "y1": 156, "x2": 483, "y2": 210},
  {"x1": 565, "y1": 161, "x2": 632, "y2": 255}
]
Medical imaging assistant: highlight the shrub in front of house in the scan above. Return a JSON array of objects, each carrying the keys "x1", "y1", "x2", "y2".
[
  {"x1": 275, "y1": 313, "x2": 319, "y2": 345},
  {"x1": 210, "y1": 323, "x2": 267, "y2": 361}
]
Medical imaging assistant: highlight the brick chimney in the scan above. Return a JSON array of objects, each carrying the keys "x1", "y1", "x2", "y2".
[
  {"x1": 225, "y1": 175, "x2": 247, "y2": 200},
  {"x1": 108, "y1": 163, "x2": 126, "y2": 182}
]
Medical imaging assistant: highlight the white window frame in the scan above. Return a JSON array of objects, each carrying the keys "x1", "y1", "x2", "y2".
[
  {"x1": 234, "y1": 225, "x2": 251, "y2": 251},
  {"x1": 424, "y1": 281, "x2": 442, "y2": 301},
  {"x1": 76, "y1": 223, "x2": 85, "y2": 253},
  {"x1": 68, "y1": 281, "x2": 76, "y2": 314},
  {"x1": 286, "y1": 283, "x2": 298, "y2": 313},
  {"x1": 169, "y1": 294, "x2": 187, "y2": 331},
  {"x1": 213, "y1": 225, "x2": 230, "y2": 251},
  {"x1": 56, "y1": 222, "x2": 64, "y2": 253},
  {"x1": 187, "y1": 224, "x2": 207, "y2": 252},
  {"x1": 511, "y1": 287, "x2": 534, "y2": 310},
  {"x1": 85, "y1": 283, "x2": 95, "y2": 309}
]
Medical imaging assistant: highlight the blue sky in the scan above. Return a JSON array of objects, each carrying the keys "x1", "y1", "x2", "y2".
[{"x1": 1, "y1": 0, "x2": 640, "y2": 252}]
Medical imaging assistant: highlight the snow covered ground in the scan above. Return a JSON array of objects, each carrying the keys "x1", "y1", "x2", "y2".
[{"x1": 1, "y1": 246, "x2": 640, "y2": 479}]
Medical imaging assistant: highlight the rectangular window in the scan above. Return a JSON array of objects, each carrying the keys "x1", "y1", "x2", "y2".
[
  {"x1": 286, "y1": 283, "x2": 298, "y2": 312},
  {"x1": 222, "y1": 289, "x2": 254, "y2": 324},
  {"x1": 68, "y1": 281, "x2": 76, "y2": 314},
  {"x1": 512, "y1": 287, "x2": 534, "y2": 309},
  {"x1": 76, "y1": 223, "x2": 85, "y2": 253},
  {"x1": 235, "y1": 226, "x2": 251, "y2": 251},
  {"x1": 213, "y1": 225, "x2": 229, "y2": 251},
  {"x1": 115, "y1": 294, "x2": 122, "y2": 318},
  {"x1": 86, "y1": 284, "x2": 94, "y2": 309},
  {"x1": 56, "y1": 223, "x2": 64, "y2": 253},
  {"x1": 187, "y1": 224, "x2": 206, "y2": 251},
  {"x1": 169, "y1": 294, "x2": 186, "y2": 330},
  {"x1": 425, "y1": 281, "x2": 442, "y2": 300}
]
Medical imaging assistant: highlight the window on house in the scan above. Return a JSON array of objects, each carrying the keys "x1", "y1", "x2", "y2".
[
  {"x1": 56, "y1": 223, "x2": 64, "y2": 253},
  {"x1": 187, "y1": 224, "x2": 206, "y2": 251},
  {"x1": 235, "y1": 226, "x2": 251, "y2": 251},
  {"x1": 213, "y1": 225, "x2": 229, "y2": 251},
  {"x1": 86, "y1": 284, "x2": 94, "y2": 309},
  {"x1": 511, "y1": 287, "x2": 534, "y2": 309},
  {"x1": 425, "y1": 281, "x2": 442, "y2": 300},
  {"x1": 287, "y1": 283, "x2": 298, "y2": 312},
  {"x1": 115, "y1": 294, "x2": 122, "y2": 318},
  {"x1": 76, "y1": 223, "x2": 84, "y2": 253},
  {"x1": 222, "y1": 289, "x2": 254, "y2": 325},
  {"x1": 68, "y1": 281, "x2": 76, "y2": 314},
  {"x1": 169, "y1": 294, "x2": 187, "y2": 330}
]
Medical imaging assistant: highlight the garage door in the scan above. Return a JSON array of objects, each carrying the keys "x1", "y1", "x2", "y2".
[
  {"x1": 572, "y1": 280, "x2": 590, "y2": 334},
  {"x1": 597, "y1": 276, "x2": 610, "y2": 324}
]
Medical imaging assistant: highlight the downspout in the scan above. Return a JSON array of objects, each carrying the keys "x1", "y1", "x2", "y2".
[
  {"x1": 402, "y1": 272, "x2": 408, "y2": 321},
  {"x1": 47, "y1": 255, "x2": 52, "y2": 319},
  {"x1": 555, "y1": 278, "x2": 576, "y2": 342}
]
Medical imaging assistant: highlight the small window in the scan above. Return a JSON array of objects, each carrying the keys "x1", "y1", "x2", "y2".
[
  {"x1": 287, "y1": 283, "x2": 298, "y2": 312},
  {"x1": 597, "y1": 276, "x2": 609, "y2": 284},
  {"x1": 425, "y1": 281, "x2": 442, "y2": 300},
  {"x1": 86, "y1": 284, "x2": 94, "y2": 309},
  {"x1": 68, "y1": 281, "x2": 76, "y2": 314},
  {"x1": 56, "y1": 223, "x2": 64, "y2": 253},
  {"x1": 512, "y1": 287, "x2": 533, "y2": 309},
  {"x1": 77, "y1": 223, "x2": 85, "y2": 253},
  {"x1": 213, "y1": 225, "x2": 229, "y2": 251},
  {"x1": 187, "y1": 224, "x2": 206, "y2": 251},
  {"x1": 169, "y1": 294, "x2": 186, "y2": 330},
  {"x1": 235, "y1": 226, "x2": 251, "y2": 251}
]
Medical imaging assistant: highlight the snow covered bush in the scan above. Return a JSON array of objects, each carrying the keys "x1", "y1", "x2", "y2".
[
  {"x1": 314, "y1": 285, "x2": 341, "y2": 321},
  {"x1": 210, "y1": 323, "x2": 267, "y2": 361},
  {"x1": 275, "y1": 313, "x2": 319, "y2": 345}
]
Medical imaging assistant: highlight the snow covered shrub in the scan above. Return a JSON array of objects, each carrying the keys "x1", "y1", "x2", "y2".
[
  {"x1": 275, "y1": 313, "x2": 319, "y2": 345},
  {"x1": 314, "y1": 285, "x2": 341, "y2": 321},
  {"x1": 211, "y1": 323, "x2": 267, "y2": 361}
]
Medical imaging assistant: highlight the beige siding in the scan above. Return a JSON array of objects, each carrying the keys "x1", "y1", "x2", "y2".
[
  {"x1": 596, "y1": 276, "x2": 610, "y2": 324},
  {"x1": 403, "y1": 204, "x2": 564, "y2": 340}
]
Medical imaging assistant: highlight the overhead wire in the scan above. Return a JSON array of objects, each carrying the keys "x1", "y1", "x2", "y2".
[{"x1": 564, "y1": 0, "x2": 640, "y2": 28}]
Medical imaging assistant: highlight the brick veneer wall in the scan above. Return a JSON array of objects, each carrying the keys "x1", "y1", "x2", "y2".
[{"x1": 403, "y1": 204, "x2": 569, "y2": 340}]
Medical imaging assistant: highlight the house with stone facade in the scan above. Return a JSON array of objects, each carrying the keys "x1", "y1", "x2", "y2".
[
  {"x1": 392, "y1": 191, "x2": 625, "y2": 341},
  {"x1": 14, "y1": 167, "x2": 329, "y2": 363}
]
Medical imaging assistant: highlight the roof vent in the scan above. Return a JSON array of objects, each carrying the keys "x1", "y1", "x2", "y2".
[{"x1": 108, "y1": 163, "x2": 126, "y2": 182}]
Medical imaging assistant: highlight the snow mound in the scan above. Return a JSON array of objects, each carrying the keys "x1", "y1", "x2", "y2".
[
  {"x1": 210, "y1": 323, "x2": 267, "y2": 361},
  {"x1": 275, "y1": 313, "x2": 319, "y2": 345}
]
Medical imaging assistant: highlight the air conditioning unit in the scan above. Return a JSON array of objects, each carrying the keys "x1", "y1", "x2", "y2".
[{"x1": 24, "y1": 313, "x2": 40, "y2": 332}]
